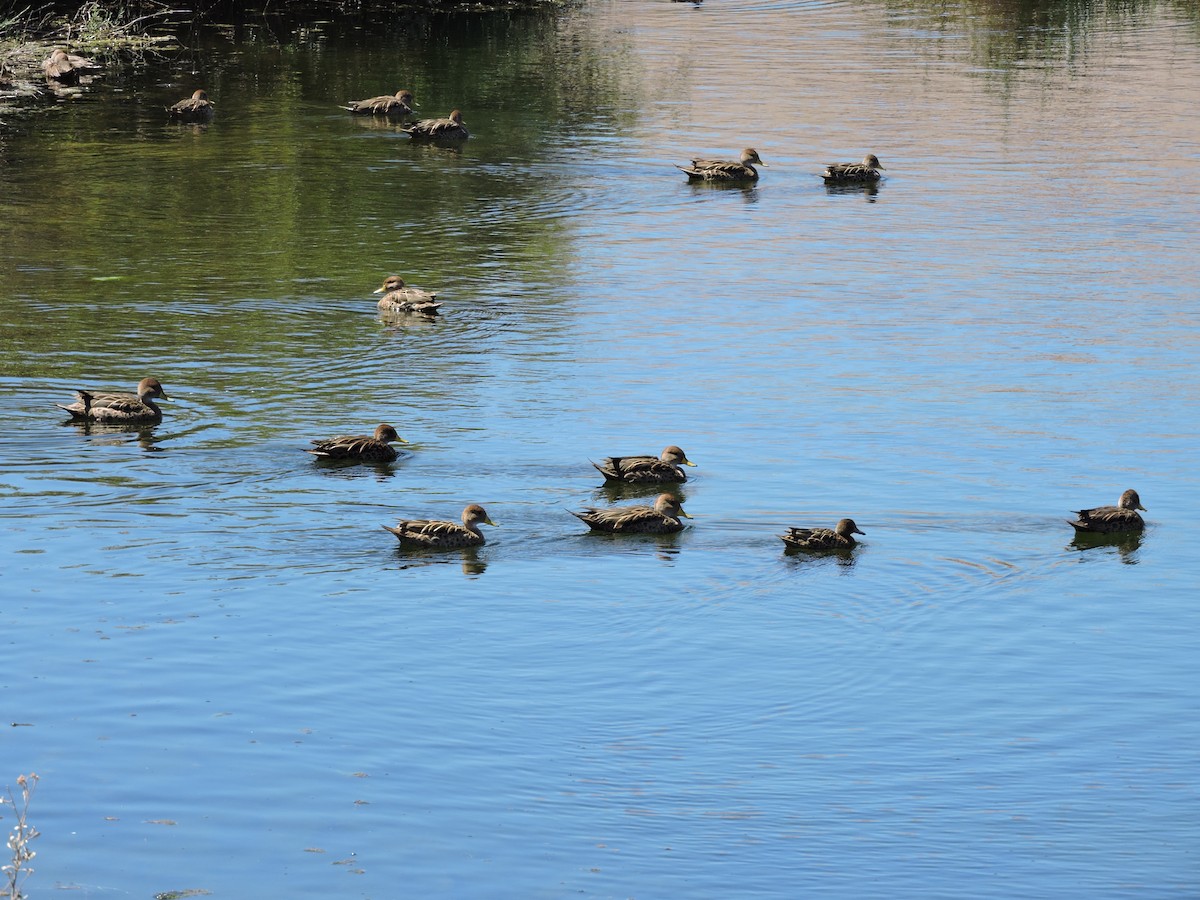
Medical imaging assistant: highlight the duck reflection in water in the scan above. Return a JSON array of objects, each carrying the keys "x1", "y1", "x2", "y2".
[
  {"x1": 1068, "y1": 530, "x2": 1144, "y2": 564},
  {"x1": 392, "y1": 546, "x2": 488, "y2": 577},
  {"x1": 62, "y1": 419, "x2": 163, "y2": 452},
  {"x1": 824, "y1": 180, "x2": 880, "y2": 201}
]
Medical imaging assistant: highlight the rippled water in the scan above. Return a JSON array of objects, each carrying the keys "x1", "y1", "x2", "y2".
[{"x1": 2, "y1": 0, "x2": 1199, "y2": 896}]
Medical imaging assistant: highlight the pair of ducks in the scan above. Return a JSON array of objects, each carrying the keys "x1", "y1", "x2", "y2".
[
  {"x1": 343, "y1": 88, "x2": 470, "y2": 140},
  {"x1": 678, "y1": 149, "x2": 885, "y2": 184},
  {"x1": 43, "y1": 51, "x2": 213, "y2": 124}
]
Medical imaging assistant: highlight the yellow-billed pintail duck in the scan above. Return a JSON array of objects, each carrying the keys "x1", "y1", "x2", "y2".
[
  {"x1": 343, "y1": 89, "x2": 416, "y2": 117},
  {"x1": 167, "y1": 89, "x2": 215, "y2": 123},
  {"x1": 571, "y1": 492, "x2": 691, "y2": 534},
  {"x1": 781, "y1": 518, "x2": 864, "y2": 551},
  {"x1": 43, "y1": 48, "x2": 101, "y2": 83},
  {"x1": 402, "y1": 109, "x2": 469, "y2": 142},
  {"x1": 677, "y1": 148, "x2": 766, "y2": 182},
  {"x1": 383, "y1": 503, "x2": 497, "y2": 550},
  {"x1": 1068, "y1": 489, "x2": 1146, "y2": 534},
  {"x1": 306, "y1": 423, "x2": 406, "y2": 462},
  {"x1": 822, "y1": 154, "x2": 884, "y2": 184},
  {"x1": 593, "y1": 445, "x2": 697, "y2": 484},
  {"x1": 56, "y1": 377, "x2": 169, "y2": 424},
  {"x1": 373, "y1": 275, "x2": 441, "y2": 316}
]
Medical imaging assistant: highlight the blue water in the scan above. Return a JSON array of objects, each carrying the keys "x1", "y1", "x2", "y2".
[{"x1": 2, "y1": 0, "x2": 1199, "y2": 896}]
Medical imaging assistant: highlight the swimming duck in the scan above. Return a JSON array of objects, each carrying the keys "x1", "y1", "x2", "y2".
[
  {"x1": 343, "y1": 89, "x2": 415, "y2": 117},
  {"x1": 402, "y1": 109, "x2": 469, "y2": 141},
  {"x1": 571, "y1": 492, "x2": 691, "y2": 534},
  {"x1": 677, "y1": 148, "x2": 766, "y2": 182},
  {"x1": 781, "y1": 518, "x2": 864, "y2": 551},
  {"x1": 593, "y1": 446, "x2": 697, "y2": 484},
  {"x1": 822, "y1": 154, "x2": 885, "y2": 184},
  {"x1": 306, "y1": 423, "x2": 406, "y2": 462},
  {"x1": 373, "y1": 275, "x2": 441, "y2": 316},
  {"x1": 382, "y1": 503, "x2": 497, "y2": 550},
  {"x1": 167, "y1": 89, "x2": 214, "y2": 122},
  {"x1": 1068, "y1": 489, "x2": 1146, "y2": 534},
  {"x1": 42, "y1": 48, "x2": 101, "y2": 83},
  {"x1": 56, "y1": 377, "x2": 169, "y2": 424}
]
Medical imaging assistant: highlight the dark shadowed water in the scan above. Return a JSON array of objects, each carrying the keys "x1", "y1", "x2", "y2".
[{"x1": 2, "y1": 0, "x2": 1199, "y2": 896}]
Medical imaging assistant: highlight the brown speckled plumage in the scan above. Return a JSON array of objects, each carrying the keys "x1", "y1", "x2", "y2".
[
  {"x1": 593, "y1": 445, "x2": 697, "y2": 484},
  {"x1": 56, "y1": 377, "x2": 169, "y2": 424},
  {"x1": 307, "y1": 424, "x2": 406, "y2": 462},
  {"x1": 402, "y1": 109, "x2": 469, "y2": 141},
  {"x1": 168, "y1": 89, "x2": 215, "y2": 122},
  {"x1": 781, "y1": 518, "x2": 864, "y2": 551},
  {"x1": 383, "y1": 504, "x2": 497, "y2": 550},
  {"x1": 372, "y1": 276, "x2": 441, "y2": 316},
  {"x1": 1068, "y1": 489, "x2": 1146, "y2": 534},
  {"x1": 571, "y1": 492, "x2": 691, "y2": 534},
  {"x1": 343, "y1": 89, "x2": 415, "y2": 117},
  {"x1": 677, "y1": 148, "x2": 766, "y2": 182},
  {"x1": 43, "y1": 48, "x2": 101, "y2": 83},
  {"x1": 822, "y1": 154, "x2": 885, "y2": 184}
]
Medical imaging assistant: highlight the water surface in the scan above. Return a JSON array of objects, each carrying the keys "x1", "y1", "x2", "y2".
[{"x1": 2, "y1": 1, "x2": 1199, "y2": 896}]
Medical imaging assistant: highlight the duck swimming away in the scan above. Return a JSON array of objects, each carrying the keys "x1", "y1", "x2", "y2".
[
  {"x1": 402, "y1": 109, "x2": 469, "y2": 141},
  {"x1": 168, "y1": 89, "x2": 215, "y2": 122}
]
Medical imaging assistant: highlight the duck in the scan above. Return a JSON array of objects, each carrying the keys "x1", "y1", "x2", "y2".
[
  {"x1": 571, "y1": 492, "x2": 691, "y2": 534},
  {"x1": 382, "y1": 504, "x2": 497, "y2": 550},
  {"x1": 781, "y1": 518, "x2": 865, "y2": 551},
  {"x1": 306, "y1": 423, "x2": 406, "y2": 462},
  {"x1": 592, "y1": 445, "x2": 697, "y2": 484},
  {"x1": 677, "y1": 148, "x2": 766, "y2": 182},
  {"x1": 42, "y1": 47, "x2": 101, "y2": 83},
  {"x1": 342, "y1": 89, "x2": 415, "y2": 117},
  {"x1": 1068, "y1": 489, "x2": 1146, "y2": 534},
  {"x1": 822, "y1": 154, "x2": 885, "y2": 184},
  {"x1": 373, "y1": 275, "x2": 441, "y2": 316},
  {"x1": 56, "y1": 377, "x2": 169, "y2": 424},
  {"x1": 402, "y1": 109, "x2": 469, "y2": 141},
  {"x1": 167, "y1": 89, "x2": 215, "y2": 122}
]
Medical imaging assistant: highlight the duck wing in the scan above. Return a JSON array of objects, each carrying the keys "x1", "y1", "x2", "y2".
[
  {"x1": 1069, "y1": 505, "x2": 1144, "y2": 533},
  {"x1": 308, "y1": 435, "x2": 396, "y2": 461}
]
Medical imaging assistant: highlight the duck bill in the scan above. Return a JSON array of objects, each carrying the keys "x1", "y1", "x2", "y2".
[
  {"x1": 684, "y1": 460, "x2": 698, "y2": 467},
  {"x1": 373, "y1": 287, "x2": 385, "y2": 294},
  {"x1": 485, "y1": 518, "x2": 499, "y2": 527},
  {"x1": 678, "y1": 510, "x2": 693, "y2": 519}
]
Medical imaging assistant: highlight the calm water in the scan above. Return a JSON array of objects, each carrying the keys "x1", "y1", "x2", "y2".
[{"x1": 2, "y1": 0, "x2": 1199, "y2": 896}]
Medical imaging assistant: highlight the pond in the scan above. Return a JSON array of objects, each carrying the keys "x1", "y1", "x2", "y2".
[{"x1": 2, "y1": 0, "x2": 1199, "y2": 896}]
